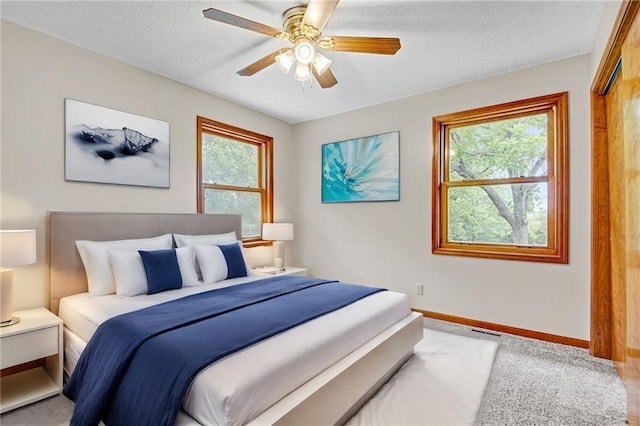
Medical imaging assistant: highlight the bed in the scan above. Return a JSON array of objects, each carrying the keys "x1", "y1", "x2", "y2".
[{"x1": 49, "y1": 212, "x2": 423, "y2": 425}]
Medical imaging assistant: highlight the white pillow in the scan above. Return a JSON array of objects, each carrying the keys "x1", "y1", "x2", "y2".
[
  {"x1": 174, "y1": 232, "x2": 238, "y2": 279},
  {"x1": 108, "y1": 250, "x2": 148, "y2": 297},
  {"x1": 108, "y1": 246, "x2": 201, "y2": 297},
  {"x1": 76, "y1": 234, "x2": 173, "y2": 296},
  {"x1": 173, "y1": 232, "x2": 237, "y2": 247},
  {"x1": 193, "y1": 245, "x2": 228, "y2": 284},
  {"x1": 175, "y1": 246, "x2": 200, "y2": 287}
]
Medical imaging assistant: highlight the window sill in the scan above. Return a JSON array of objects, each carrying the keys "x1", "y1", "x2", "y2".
[
  {"x1": 433, "y1": 245, "x2": 567, "y2": 264},
  {"x1": 242, "y1": 240, "x2": 273, "y2": 248}
]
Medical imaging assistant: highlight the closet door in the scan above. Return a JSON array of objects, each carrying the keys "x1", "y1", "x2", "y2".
[
  {"x1": 606, "y1": 74, "x2": 627, "y2": 366},
  {"x1": 591, "y1": 2, "x2": 640, "y2": 423},
  {"x1": 620, "y1": 10, "x2": 639, "y2": 424}
]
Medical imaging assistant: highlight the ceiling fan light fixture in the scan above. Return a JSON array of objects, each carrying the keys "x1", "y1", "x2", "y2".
[
  {"x1": 276, "y1": 49, "x2": 296, "y2": 73},
  {"x1": 312, "y1": 52, "x2": 332, "y2": 75},
  {"x1": 203, "y1": 2, "x2": 401, "y2": 89},
  {"x1": 294, "y1": 40, "x2": 315, "y2": 65},
  {"x1": 293, "y1": 63, "x2": 312, "y2": 82}
]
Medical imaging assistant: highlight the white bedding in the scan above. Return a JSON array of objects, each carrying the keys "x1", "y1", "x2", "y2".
[{"x1": 59, "y1": 276, "x2": 411, "y2": 425}]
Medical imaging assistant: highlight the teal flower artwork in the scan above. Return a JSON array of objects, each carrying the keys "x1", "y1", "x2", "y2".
[{"x1": 322, "y1": 131, "x2": 399, "y2": 202}]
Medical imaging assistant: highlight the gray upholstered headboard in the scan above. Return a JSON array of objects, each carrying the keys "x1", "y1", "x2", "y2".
[{"x1": 48, "y1": 212, "x2": 242, "y2": 314}]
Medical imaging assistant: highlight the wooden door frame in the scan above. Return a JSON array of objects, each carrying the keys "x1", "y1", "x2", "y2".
[{"x1": 590, "y1": 0, "x2": 640, "y2": 358}]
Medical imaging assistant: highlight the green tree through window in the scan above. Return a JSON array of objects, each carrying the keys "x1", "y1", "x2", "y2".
[
  {"x1": 197, "y1": 117, "x2": 273, "y2": 243},
  {"x1": 432, "y1": 93, "x2": 568, "y2": 263}
]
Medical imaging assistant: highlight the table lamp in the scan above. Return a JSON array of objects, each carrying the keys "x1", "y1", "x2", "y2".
[
  {"x1": 0, "y1": 230, "x2": 36, "y2": 326},
  {"x1": 262, "y1": 223, "x2": 293, "y2": 270}
]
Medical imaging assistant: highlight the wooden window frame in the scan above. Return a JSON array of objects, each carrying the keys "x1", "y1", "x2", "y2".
[
  {"x1": 432, "y1": 92, "x2": 569, "y2": 263},
  {"x1": 197, "y1": 116, "x2": 273, "y2": 247}
]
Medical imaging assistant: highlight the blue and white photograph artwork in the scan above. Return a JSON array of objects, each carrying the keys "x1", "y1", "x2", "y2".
[
  {"x1": 322, "y1": 131, "x2": 400, "y2": 203},
  {"x1": 65, "y1": 99, "x2": 170, "y2": 187}
]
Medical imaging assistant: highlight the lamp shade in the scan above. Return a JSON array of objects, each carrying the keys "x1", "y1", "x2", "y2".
[
  {"x1": 262, "y1": 223, "x2": 294, "y2": 241},
  {"x1": 293, "y1": 63, "x2": 311, "y2": 82},
  {"x1": 312, "y1": 52, "x2": 332, "y2": 75},
  {"x1": 276, "y1": 49, "x2": 295, "y2": 73},
  {"x1": 0, "y1": 230, "x2": 36, "y2": 268}
]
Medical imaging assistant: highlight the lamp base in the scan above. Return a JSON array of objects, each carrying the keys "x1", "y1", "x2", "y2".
[
  {"x1": 0, "y1": 316, "x2": 20, "y2": 327},
  {"x1": 272, "y1": 241, "x2": 285, "y2": 270},
  {"x1": 0, "y1": 268, "x2": 15, "y2": 323}
]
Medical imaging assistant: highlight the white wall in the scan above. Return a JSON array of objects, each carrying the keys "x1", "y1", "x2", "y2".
[
  {"x1": 293, "y1": 55, "x2": 592, "y2": 340},
  {"x1": 0, "y1": 21, "x2": 294, "y2": 309}
]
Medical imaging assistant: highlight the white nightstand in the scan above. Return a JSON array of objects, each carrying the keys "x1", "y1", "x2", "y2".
[
  {"x1": 0, "y1": 307, "x2": 63, "y2": 413},
  {"x1": 252, "y1": 266, "x2": 308, "y2": 277}
]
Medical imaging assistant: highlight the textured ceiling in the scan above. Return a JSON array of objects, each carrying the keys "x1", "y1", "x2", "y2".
[{"x1": 1, "y1": 1, "x2": 605, "y2": 124}]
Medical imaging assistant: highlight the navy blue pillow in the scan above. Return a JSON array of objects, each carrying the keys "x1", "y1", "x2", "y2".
[
  {"x1": 138, "y1": 249, "x2": 182, "y2": 295},
  {"x1": 218, "y1": 243, "x2": 248, "y2": 279}
]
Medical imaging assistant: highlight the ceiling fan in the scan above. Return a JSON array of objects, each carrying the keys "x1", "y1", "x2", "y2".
[{"x1": 202, "y1": 0, "x2": 401, "y2": 88}]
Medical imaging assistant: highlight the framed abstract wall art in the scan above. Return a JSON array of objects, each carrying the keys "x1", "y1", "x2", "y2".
[
  {"x1": 322, "y1": 131, "x2": 400, "y2": 203},
  {"x1": 65, "y1": 99, "x2": 170, "y2": 187}
]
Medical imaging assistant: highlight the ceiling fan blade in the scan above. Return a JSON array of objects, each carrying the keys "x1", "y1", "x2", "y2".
[
  {"x1": 302, "y1": 0, "x2": 340, "y2": 33},
  {"x1": 237, "y1": 48, "x2": 289, "y2": 76},
  {"x1": 319, "y1": 36, "x2": 401, "y2": 55},
  {"x1": 203, "y1": 8, "x2": 283, "y2": 38},
  {"x1": 312, "y1": 67, "x2": 338, "y2": 89}
]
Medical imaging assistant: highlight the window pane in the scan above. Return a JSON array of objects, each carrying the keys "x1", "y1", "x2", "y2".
[
  {"x1": 204, "y1": 189, "x2": 262, "y2": 238},
  {"x1": 449, "y1": 113, "x2": 548, "y2": 181},
  {"x1": 201, "y1": 134, "x2": 258, "y2": 187},
  {"x1": 447, "y1": 183, "x2": 548, "y2": 246}
]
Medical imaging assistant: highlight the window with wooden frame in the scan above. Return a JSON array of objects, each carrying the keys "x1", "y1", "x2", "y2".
[
  {"x1": 432, "y1": 92, "x2": 568, "y2": 263},
  {"x1": 197, "y1": 116, "x2": 273, "y2": 246}
]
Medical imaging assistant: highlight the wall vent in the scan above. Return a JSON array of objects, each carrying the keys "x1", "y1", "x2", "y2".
[{"x1": 471, "y1": 328, "x2": 502, "y2": 337}]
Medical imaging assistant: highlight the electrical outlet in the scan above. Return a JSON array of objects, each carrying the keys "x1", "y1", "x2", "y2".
[{"x1": 415, "y1": 283, "x2": 424, "y2": 295}]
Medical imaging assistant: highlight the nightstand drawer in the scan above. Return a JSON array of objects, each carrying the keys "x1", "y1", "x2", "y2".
[{"x1": 0, "y1": 326, "x2": 58, "y2": 369}]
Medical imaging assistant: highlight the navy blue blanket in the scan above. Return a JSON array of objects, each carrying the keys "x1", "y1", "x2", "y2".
[{"x1": 64, "y1": 276, "x2": 384, "y2": 426}]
